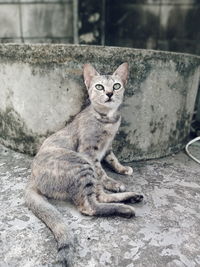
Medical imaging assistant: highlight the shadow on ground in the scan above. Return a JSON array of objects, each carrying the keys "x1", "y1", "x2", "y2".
[{"x1": 0, "y1": 144, "x2": 200, "y2": 267}]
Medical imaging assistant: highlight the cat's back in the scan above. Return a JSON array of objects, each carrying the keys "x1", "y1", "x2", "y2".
[
  {"x1": 41, "y1": 127, "x2": 76, "y2": 151},
  {"x1": 32, "y1": 106, "x2": 95, "y2": 168}
]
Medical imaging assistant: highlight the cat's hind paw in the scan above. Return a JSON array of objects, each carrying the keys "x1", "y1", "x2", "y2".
[
  {"x1": 119, "y1": 206, "x2": 135, "y2": 218},
  {"x1": 117, "y1": 183, "x2": 126, "y2": 192},
  {"x1": 103, "y1": 179, "x2": 126, "y2": 192},
  {"x1": 125, "y1": 194, "x2": 144, "y2": 204},
  {"x1": 110, "y1": 181, "x2": 126, "y2": 192}
]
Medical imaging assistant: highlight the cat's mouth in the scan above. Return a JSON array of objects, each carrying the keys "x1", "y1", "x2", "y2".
[{"x1": 105, "y1": 98, "x2": 113, "y2": 103}]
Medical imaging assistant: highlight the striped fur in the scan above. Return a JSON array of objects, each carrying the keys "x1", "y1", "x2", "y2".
[{"x1": 25, "y1": 63, "x2": 143, "y2": 266}]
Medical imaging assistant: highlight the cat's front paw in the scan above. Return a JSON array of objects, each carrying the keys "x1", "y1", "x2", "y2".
[
  {"x1": 122, "y1": 166, "x2": 133, "y2": 176},
  {"x1": 103, "y1": 179, "x2": 126, "y2": 192},
  {"x1": 114, "y1": 182, "x2": 126, "y2": 192}
]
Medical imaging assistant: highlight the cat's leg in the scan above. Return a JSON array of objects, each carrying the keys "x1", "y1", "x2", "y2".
[
  {"x1": 79, "y1": 148, "x2": 126, "y2": 192},
  {"x1": 97, "y1": 189, "x2": 143, "y2": 204},
  {"x1": 94, "y1": 161, "x2": 126, "y2": 192},
  {"x1": 74, "y1": 177, "x2": 136, "y2": 218},
  {"x1": 78, "y1": 194, "x2": 136, "y2": 218},
  {"x1": 104, "y1": 151, "x2": 133, "y2": 175}
]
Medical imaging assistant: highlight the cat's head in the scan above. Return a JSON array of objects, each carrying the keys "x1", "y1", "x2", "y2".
[{"x1": 83, "y1": 63, "x2": 128, "y2": 114}]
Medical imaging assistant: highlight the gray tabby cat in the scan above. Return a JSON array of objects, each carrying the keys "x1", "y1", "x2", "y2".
[{"x1": 25, "y1": 63, "x2": 143, "y2": 266}]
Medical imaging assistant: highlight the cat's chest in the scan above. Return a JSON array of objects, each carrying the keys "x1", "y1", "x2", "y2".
[
  {"x1": 95, "y1": 120, "x2": 120, "y2": 160},
  {"x1": 78, "y1": 115, "x2": 120, "y2": 160}
]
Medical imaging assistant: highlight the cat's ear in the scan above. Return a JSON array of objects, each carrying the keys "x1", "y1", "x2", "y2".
[
  {"x1": 113, "y1": 63, "x2": 129, "y2": 85},
  {"x1": 83, "y1": 64, "x2": 100, "y2": 89}
]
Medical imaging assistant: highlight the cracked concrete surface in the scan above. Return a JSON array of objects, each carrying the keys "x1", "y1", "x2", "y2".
[{"x1": 0, "y1": 143, "x2": 200, "y2": 267}]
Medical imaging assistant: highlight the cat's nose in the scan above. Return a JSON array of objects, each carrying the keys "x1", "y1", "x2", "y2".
[{"x1": 106, "y1": 92, "x2": 113, "y2": 99}]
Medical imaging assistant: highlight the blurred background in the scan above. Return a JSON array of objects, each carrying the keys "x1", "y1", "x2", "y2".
[
  {"x1": 0, "y1": 0, "x2": 199, "y2": 134},
  {"x1": 0, "y1": 0, "x2": 199, "y2": 53}
]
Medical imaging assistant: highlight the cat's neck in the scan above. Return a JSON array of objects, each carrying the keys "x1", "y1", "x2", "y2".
[{"x1": 89, "y1": 105, "x2": 121, "y2": 124}]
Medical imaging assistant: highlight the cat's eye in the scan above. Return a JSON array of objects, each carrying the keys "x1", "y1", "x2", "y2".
[
  {"x1": 95, "y1": 84, "x2": 104, "y2": 91},
  {"x1": 113, "y1": 83, "x2": 121, "y2": 90}
]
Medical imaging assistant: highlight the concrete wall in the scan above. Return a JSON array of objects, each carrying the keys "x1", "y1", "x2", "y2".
[
  {"x1": 0, "y1": 44, "x2": 199, "y2": 161},
  {"x1": 0, "y1": 0, "x2": 73, "y2": 44}
]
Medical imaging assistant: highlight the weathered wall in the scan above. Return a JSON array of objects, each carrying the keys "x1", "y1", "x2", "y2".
[
  {"x1": 0, "y1": 44, "x2": 199, "y2": 161},
  {"x1": 0, "y1": 0, "x2": 73, "y2": 44}
]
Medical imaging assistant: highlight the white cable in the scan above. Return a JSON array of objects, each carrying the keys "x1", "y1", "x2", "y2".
[{"x1": 185, "y1": 136, "x2": 200, "y2": 164}]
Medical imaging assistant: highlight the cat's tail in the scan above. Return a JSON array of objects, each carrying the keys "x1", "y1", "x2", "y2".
[{"x1": 25, "y1": 179, "x2": 73, "y2": 267}]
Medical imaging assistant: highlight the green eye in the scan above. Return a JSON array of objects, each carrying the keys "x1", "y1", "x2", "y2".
[
  {"x1": 95, "y1": 84, "x2": 104, "y2": 90},
  {"x1": 113, "y1": 83, "x2": 121, "y2": 90}
]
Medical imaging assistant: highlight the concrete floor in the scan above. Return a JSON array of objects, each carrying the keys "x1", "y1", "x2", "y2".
[{"x1": 0, "y1": 143, "x2": 200, "y2": 267}]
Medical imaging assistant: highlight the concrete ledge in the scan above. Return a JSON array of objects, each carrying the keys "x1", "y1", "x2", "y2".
[{"x1": 0, "y1": 44, "x2": 199, "y2": 160}]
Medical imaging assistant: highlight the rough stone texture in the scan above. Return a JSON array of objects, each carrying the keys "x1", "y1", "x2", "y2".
[
  {"x1": 0, "y1": 44, "x2": 199, "y2": 160},
  {"x1": 1, "y1": 143, "x2": 200, "y2": 266},
  {"x1": 23, "y1": 37, "x2": 73, "y2": 44}
]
